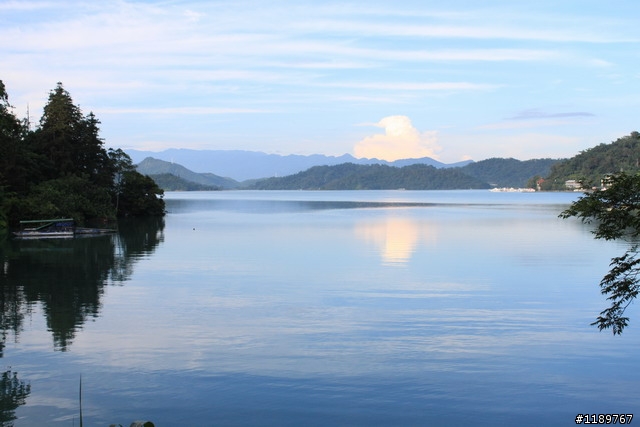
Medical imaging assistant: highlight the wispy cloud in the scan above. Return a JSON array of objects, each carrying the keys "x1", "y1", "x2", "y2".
[
  {"x1": 325, "y1": 82, "x2": 498, "y2": 91},
  {"x1": 299, "y1": 21, "x2": 639, "y2": 43},
  {"x1": 96, "y1": 107, "x2": 269, "y2": 115},
  {"x1": 507, "y1": 109, "x2": 596, "y2": 120},
  {"x1": 2, "y1": 0, "x2": 638, "y2": 160},
  {"x1": 478, "y1": 109, "x2": 597, "y2": 131}
]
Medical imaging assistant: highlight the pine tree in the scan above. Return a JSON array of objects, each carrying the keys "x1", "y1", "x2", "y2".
[{"x1": 30, "y1": 82, "x2": 110, "y2": 184}]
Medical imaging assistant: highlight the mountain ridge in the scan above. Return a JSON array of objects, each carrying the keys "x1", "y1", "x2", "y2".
[
  {"x1": 247, "y1": 163, "x2": 492, "y2": 190},
  {"x1": 136, "y1": 157, "x2": 239, "y2": 188},
  {"x1": 125, "y1": 148, "x2": 472, "y2": 181},
  {"x1": 136, "y1": 156, "x2": 559, "y2": 190}
]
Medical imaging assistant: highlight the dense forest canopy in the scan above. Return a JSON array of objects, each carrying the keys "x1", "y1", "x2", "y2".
[
  {"x1": 0, "y1": 81, "x2": 165, "y2": 230},
  {"x1": 248, "y1": 163, "x2": 492, "y2": 190},
  {"x1": 460, "y1": 158, "x2": 558, "y2": 188},
  {"x1": 135, "y1": 157, "x2": 238, "y2": 189},
  {"x1": 148, "y1": 173, "x2": 221, "y2": 191},
  {"x1": 541, "y1": 132, "x2": 640, "y2": 190},
  {"x1": 243, "y1": 158, "x2": 557, "y2": 191}
]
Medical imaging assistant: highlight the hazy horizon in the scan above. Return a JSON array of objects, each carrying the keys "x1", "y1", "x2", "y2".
[{"x1": 126, "y1": 146, "x2": 562, "y2": 164}]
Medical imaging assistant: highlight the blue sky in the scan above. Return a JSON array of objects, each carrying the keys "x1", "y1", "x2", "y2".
[{"x1": 1, "y1": 0, "x2": 639, "y2": 163}]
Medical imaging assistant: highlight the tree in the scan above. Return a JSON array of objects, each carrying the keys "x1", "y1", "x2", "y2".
[
  {"x1": 118, "y1": 171, "x2": 165, "y2": 217},
  {"x1": 0, "y1": 80, "x2": 36, "y2": 226},
  {"x1": 560, "y1": 172, "x2": 640, "y2": 334},
  {"x1": 29, "y1": 82, "x2": 111, "y2": 184},
  {"x1": 30, "y1": 82, "x2": 84, "y2": 180},
  {"x1": 0, "y1": 81, "x2": 165, "y2": 224},
  {"x1": 76, "y1": 111, "x2": 112, "y2": 187},
  {"x1": 0, "y1": 81, "x2": 19, "y2": 230},
  {"x1": 107, "y1": 148, "x2": 136, "y2": 215},
  {"x1": 21, "y1": 175, "x2": 113, "y2": 223},
  {"x1": 542, "y1": 132, "x2": 640, "y2": 191}
]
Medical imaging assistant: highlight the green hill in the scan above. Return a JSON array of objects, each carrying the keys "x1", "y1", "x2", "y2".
[
  {"x1": 248, "y1": 163, "x2": 492, "y2": 190},
  {"x1": 460, "y1": 158, "x2": 559, "y2": 188},
  {"x1": 148, "y1": 173, "x2": 221, "y2": 191},
  {"x1": 541, "y1": 132, "x2": 640, "y2": 190},
  {"x1": 136, "y1": 157, "x2": 240, "y2": 189}
]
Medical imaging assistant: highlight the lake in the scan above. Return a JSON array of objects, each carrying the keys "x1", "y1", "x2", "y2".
[{"x1": 2, "y1": 190, "x2": 639, "y2": 426}]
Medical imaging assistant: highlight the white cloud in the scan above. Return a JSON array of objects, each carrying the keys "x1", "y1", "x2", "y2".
[{"x1": 354, "y1": 116, "x2": 441, "y2": 161}]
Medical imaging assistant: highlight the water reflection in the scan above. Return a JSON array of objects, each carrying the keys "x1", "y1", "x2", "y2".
[
  {"x1": 355, "y1": 216, "x2": 436, "y2": 265},
  {"x1": 0, "y1": 369, "x2": 30, "y2": 427},
  {"x1": 165, "y1": 195, "x2": 440, "y2": 215},
  {"x1": 8, "y1": 191, "x2": 638, "y2": 426},
  {"x1": 0, "y1": 259, "x2": 27, "y2": 359},
  {"x1": 111, "y1": 217, "x2": 166, "y2": 281},
  {"x1": 0, "y1": 217, "x2": 164, "y2": 352}
]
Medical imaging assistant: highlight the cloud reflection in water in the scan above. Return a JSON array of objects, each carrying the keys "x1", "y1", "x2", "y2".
[{"x1": 355, "y1": 215, "x2": 436, "y2": 265}]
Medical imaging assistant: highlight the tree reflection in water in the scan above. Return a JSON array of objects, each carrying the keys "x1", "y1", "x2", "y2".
[
  {"x1": 0, "y1": 370, "x2": 30, "y2": 427},
  {"x1": 0, "y1": 216, "x2": 164, "y2": 351}
]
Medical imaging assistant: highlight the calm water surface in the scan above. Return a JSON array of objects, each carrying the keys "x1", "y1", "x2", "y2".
[{"x1": 2, "y1": 190, "x2": 639, "y2": 426}]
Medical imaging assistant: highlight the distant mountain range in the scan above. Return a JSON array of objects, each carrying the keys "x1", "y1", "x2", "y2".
[
  {"x1": 135, "y1": 155, "x2": 559, "y2": 191},
  {"x1": 132, "y1": 132, "x2": 640, "y2": 191},
  {"x1": 125, "y1": 149, "x2": 472, "y2": 181}
]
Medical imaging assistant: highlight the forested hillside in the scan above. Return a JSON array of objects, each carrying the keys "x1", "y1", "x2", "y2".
[
  {"x1": 146, "y1": 155, "x2": 558, "y2": 191},
  {"x1": 0, "y1": 81, "x2": 165, "y2": 229},
  {"x1": 541, "y1": 132, "x2": 640, "y2": 190},
  {"x1": 136, "y1": 157, "x2": 239, "y2": 189},
  {"x1": 248, "y1": 163, "x2": 491, "y2": 190},
  {"x1": 461, "y1": 158, "x2": 559, "y2": 188},
  {"x1": 148, "y1": 173, "x2": 221, "y2": 191}
]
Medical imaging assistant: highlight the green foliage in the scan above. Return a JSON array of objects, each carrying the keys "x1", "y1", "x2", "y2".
[
  {"x1": 0, "y1": 80, "x2": 165, "y2": 226},
  {"x1": 0, "y1": 81, "x2": 34, "y2": 221},
  {"x1": 19, "y1": 175, "x2": 114, "y2": 224},
  {"x1": 118, "y1": 171, "x2": 166, "y2": 217},
  {"x1": 249, "y1": 163, "x2": 491, "y2": 190},
  {"x1": 29, "y1": 82, "x2": 91, "y2": 180},
  {"x1": 136, "y1": 157, "x2": 239, "y2": 189},
  {"x1": 561, "y1": 172, "x2": 640, "y2": 334},
  {"x1": 0, "y1": 187, "x2": 7, "y2": 230},
  {"x1": 593, "y1": 248, "x2": 640, "y2": 335},
  {"x1": 543, "y1": 132, "x2": 640, "y2": 190},
  {"x1": 246, "y1": 158, "x2": 556, "y2": 190},
  {"x1": 461, "y1": 158, "x2": 559, "y2": 188},
  {"x1": 560, "y1": 173, "x2": 640, "y2": 240},
  {"x1": 149, "y1": 173, "x2": 221, "y2": 191}
]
